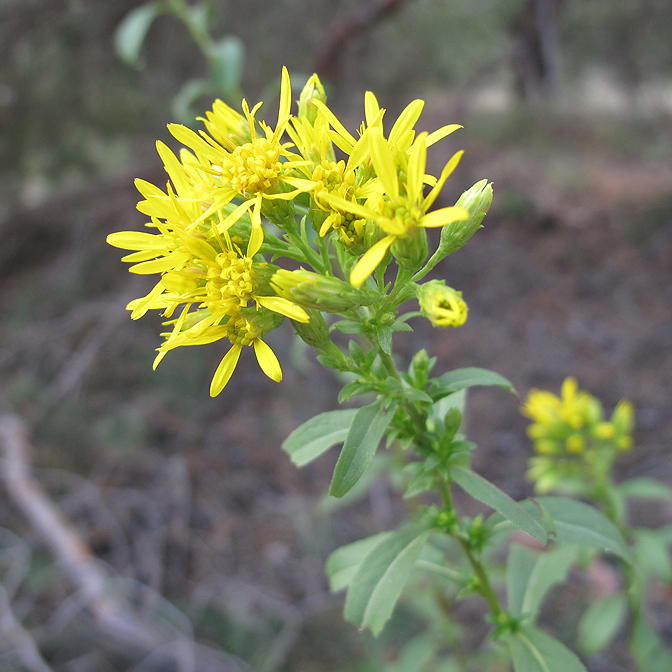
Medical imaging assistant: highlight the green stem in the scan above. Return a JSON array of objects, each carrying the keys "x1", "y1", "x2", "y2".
[{"x1": 437, "y1": 477, "x2": 503, "y2": 618}]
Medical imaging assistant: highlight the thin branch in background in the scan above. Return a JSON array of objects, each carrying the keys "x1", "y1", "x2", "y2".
[
  {"x1": 0, "y1": 584, "x2": 54, "y2": 672},
  {"x1": 313, "y1": 0, "x2": 410, "y2": 81},
  {"x1": 0, "y1": 415, "x2": 167, "y2": 652}
]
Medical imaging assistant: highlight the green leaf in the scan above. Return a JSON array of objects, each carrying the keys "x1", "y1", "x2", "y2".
[
  {"x1": 507, "y1": 625, "x2": 587, "y2": 672},
  {"x1": 618, "y1": 477, "x2": 672, "y2": 501},
  {"x1": 633, "y1": 529, "x2": 672, "y2": 582},
  {"x1": 282, "y1": 409, "x2": 358, "y2": 467},
  {"x1": 631, "y1": 615, "x2": 672, "y2": 672},
  {"x1": 506, "y1": 544, "x2": 579, "y2": 619},
  {"x1": 451, "y1": 467, "x2": 548, "y2": 545},
  {"x1": 330, "y1": 398, "x2": 398, "y2": 497},
  {"x1": 522, "y1": 498, "x2": 632, "y2": 562},
  {"x1": 430, "y1": 367, "x2": 516, "y2": 400},
  {"x1": 344, "y1": 526, "x2": 431, "y2": 635},
  {"x1": 325, "y1": 532, "x2": 391, "y2": 592},
  {"x1": 338, "y1": 381, "x2": 375, "y2": 403},
  {"x1": 114, "y1": 3, "x2": 162, "y2": 66},
  {"x1": 388, "y1": 632, "x2": 436, "y2": 672},
  {"x1": 578, "y1": 593, "x2": 628, "y2": 655},
  {"x1": 376, "y1": 324, "x2": 392, "y2": 355},
  {"x1": 208, "y1": 35, "x2": 244, "y2": 96}
]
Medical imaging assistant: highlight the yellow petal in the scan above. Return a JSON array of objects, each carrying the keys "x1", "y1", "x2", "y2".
[
  {"x1": 423, "y1": 150, "x2": 464, "y2": 210},
  {"x1": 349, "y1": 235, "x2": 395, "y2": 288},
  {"x1": 369, "y1": 127, "x2": 398, "y2": 200},
  {"x1": 321, "y1": 193, "x2": 377, "y2": 221},
  {"x1": 425, "y1": 124, "x2": 462, "y2": 147},
  {"x1": 313, "y1": 100, "x2": 357, "y2": 150},
  {"x1": 247, "y1": 221, "x2": 264, "y2": 257},
  {"x1": 254, "y1": 339, "x2": 282, "y2": 382},
  {"x1": 420, "y1": 206, "x2": 468, "y2": 228},
  {"x1": 210, "y1": 344, "x2": 242, "y2": 396},
  {"x1": 406, "y1": 132, "x2": 427, "y2": 202},
  {"x1": 278, "y1": 66, "x2": 292, "y2": 123},
  {"x1": 129, "y1": 251, "x2": 191, "y2": 275},
  {"x1": 217, "y1": 199, "x2": 255, "y2": 234},
  {"x1": 107, "y1": 231, "x2": 165, "y2": 250},
  {"x1": 388, "y1": 99, "x2": 424, "y2": 149},
  {"x1": 156, "y1": 141, "x2": 192, "y2": 199},
  {"x1": 364, "y1": 91, "x2": 381, "y2": 127},
  {"x1": 255, "y1": 296, "x2": 310, "y2": 323}
]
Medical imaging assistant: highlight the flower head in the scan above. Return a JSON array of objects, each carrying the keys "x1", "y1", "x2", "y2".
[
  {"x1": 322, "y1": 128, "x2": 468, "y2": 287},
  {"x1": 417, "y1": 281, "x2": 468, "y2": 328}
]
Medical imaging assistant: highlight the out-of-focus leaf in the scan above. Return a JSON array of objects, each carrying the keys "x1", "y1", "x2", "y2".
[
  {"x1": 578, "y1": 593, "x2": 628, "y2": 655},
  {"x1": 114, "y1": 3, "x2": 163, "y2": 67}
]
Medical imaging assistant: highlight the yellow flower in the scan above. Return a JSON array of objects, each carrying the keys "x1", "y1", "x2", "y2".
[
  {"x1": 322, "y1": 128, "x2": 468, "y2": 287},
  {"x1": 209, "y1": 312, "x2": 284, "y2": 396},
  {"x1": 166, "y1": 67, "x2": 311, "y2": 232}
]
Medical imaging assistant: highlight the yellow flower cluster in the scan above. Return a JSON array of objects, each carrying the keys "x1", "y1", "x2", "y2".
[
  {"x1": 523, "y1": 377, "x2": 635, "y2": 493},
  {"x1": 108, "y1": 68, "x2": 472, "y2": 394}
]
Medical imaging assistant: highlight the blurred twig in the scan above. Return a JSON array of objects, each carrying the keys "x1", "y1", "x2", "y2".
[{"x1": 313, "y1": 0, "x2": 410, "y2": 81}]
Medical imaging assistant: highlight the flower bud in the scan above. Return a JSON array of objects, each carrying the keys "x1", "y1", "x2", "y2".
[
  {"x1": 271, "y1": 268, "x2": 371, "y2": 313},
  {"x1": 392, "y1": 227, "x2": 428, "y2": 274},
  {"x1": 438, "y1": 179, "x2": 493, "y2": 258},
  {"x1": 298, "y1": 74, "x2": 327, "y2": 125},
  {"x1": 417, "y1": 280, "x2": 468, "y2": 328}
]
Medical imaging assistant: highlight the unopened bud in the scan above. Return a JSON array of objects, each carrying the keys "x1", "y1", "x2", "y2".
[
  {"x1": 298, "y1": 74, "x2": 327, "y2": 125},
  {"x1": 271, "y1": 268, "x2": 371, "y2": 313},
  {"x1": 392, "y1": 227, "x2": 428, "y2": 274},
  {"x1": 417, "y1": 280, "x2": 468, "y2": 328},
  {"x1": 438, "y1": 179, "x2": 493, "y2": 258}
]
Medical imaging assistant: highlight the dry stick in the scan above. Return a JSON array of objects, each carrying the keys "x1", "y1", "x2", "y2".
[
  {"x1": 0, "y1": 415, "x2": 167, "y2": 653},
  {"x1": 312, "y1": 0, "x2": 409, "y2": 81},
  {"x1": 0, "y1": 584, "x2": 54, "y2": 672}
]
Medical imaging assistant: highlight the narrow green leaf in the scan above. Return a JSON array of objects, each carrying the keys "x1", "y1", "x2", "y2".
[
  {"x1": 430, "y1": 367, "x2": 516, "y2": 400},
  {"x1": 451, "y1": 467, "x2": 547, "y2": 544},
  {"x1": 523, "y1": 498, "x2": 631, "y2": 562},
  {"x1": 618, "y1": 477, "x2": 672, "y2": 501},
  {"x1": 344, "y1": 526, "x2": 431, "y2": 635},
  {"x1": 208, "y1": 35, "x2": 244, "y2": 95},
  {"x1": 506, "y1": 544, "x2": 579, "y2": 619},
  {"x1": 282, "y1": 409, "x2": 357, "y2": 467},
  {"x1": 507, "y1": 625, "x2": 587, "y2": 672},
  {"x1": 325, "y1": 532, "x2": 391, "y2": 592},
  {"x1": 631, "y1": 615, "x2": 672, "y2": 672},
  {"x1": 114, "y1": 3, "x2": 162, "y2": 66},
  {"x1": 330, "y1": 398, "x2": 398, "y2": 497},
  {"x1": 633, "y1": 529, "x2": 672, "y2": 582},
  {"x1": 578, "y1": 593, "x2": 628, "y2": 655},
  {"x1": 388, "y1": 633, "x2": 436, "y2": 672}
]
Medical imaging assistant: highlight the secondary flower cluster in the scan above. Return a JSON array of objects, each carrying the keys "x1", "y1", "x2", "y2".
[
  {"x1": 523, "y1": 377, "x2": 634, "y2": 493},
  {"x1": 108, "y1": 68, "x2": 483, "y2": 394}
]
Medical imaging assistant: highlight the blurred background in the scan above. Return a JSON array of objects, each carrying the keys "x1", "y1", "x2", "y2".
[{"x1": 0, "y1": 0, "x2": 671, "y2": 670}]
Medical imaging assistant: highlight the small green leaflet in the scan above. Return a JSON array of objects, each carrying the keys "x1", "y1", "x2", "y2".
[
  {"x1": 521, "y1": 498, "x2": 631, "y2": 562},
  {"x1": 506, "y1": 544, "x2": 579, "y2": 619},
  {"x1": 344, "y1": 526, "x2": 432, "y2": 635},
  {"x1": 507, "y1": 625, "x2": 587, "y2": 672},
  {"x1": 330, "y1": 398, "x2": 398, "y2": 498},
  {"x1": 429, "y1": 367, "x2": 516, "y2": 400},
  {"x1": 326, "y1": 532, "x2": 391, "y2": 592},
  {"x1": 114, "y1": 3, "x2": 162, "y2": 66},
  {"x1": 578, "y1": 593, "x2": 628, "y2": 655},
  {"x1": 282, "y1": 408, "x2": 358, "y2": 467},
  {"x1": 451, "y1": 467, "x2": 548, "y2": 544}
]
